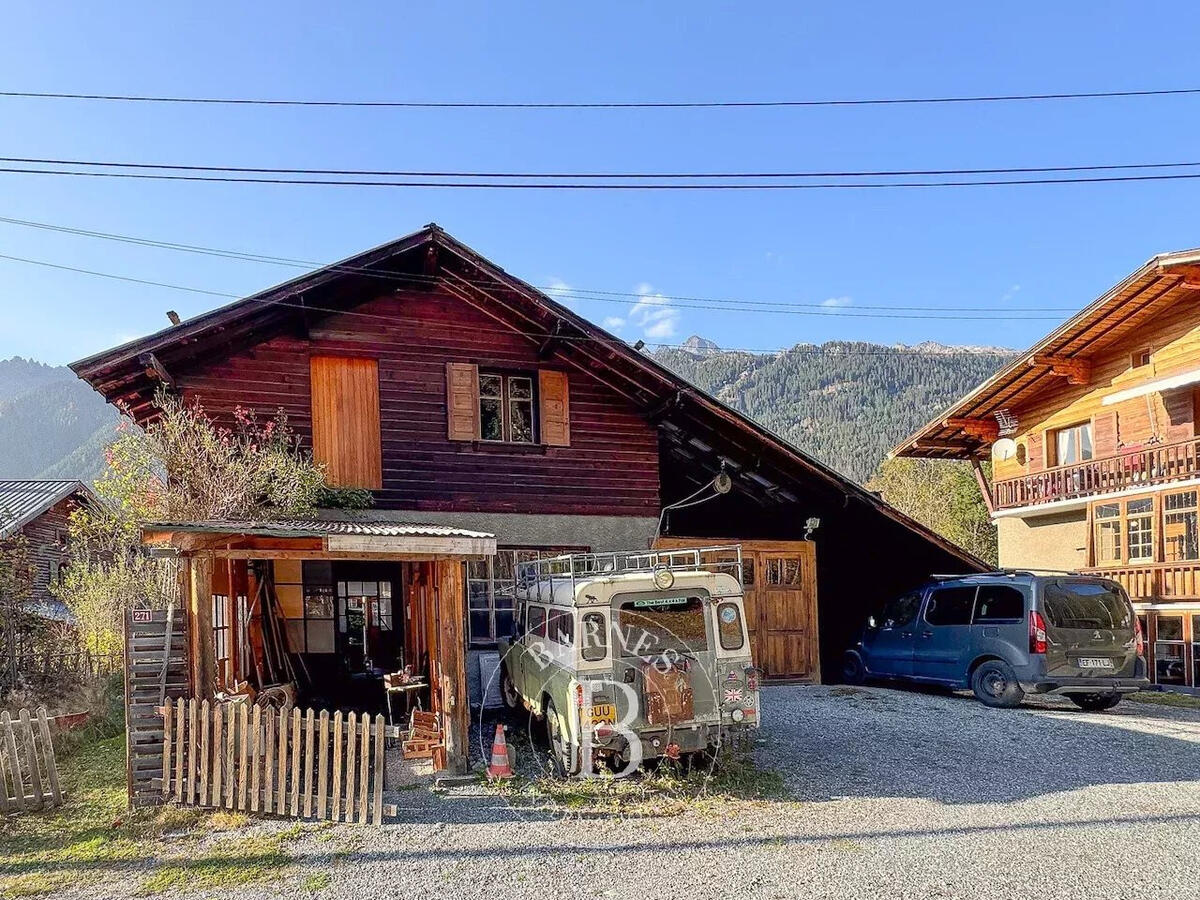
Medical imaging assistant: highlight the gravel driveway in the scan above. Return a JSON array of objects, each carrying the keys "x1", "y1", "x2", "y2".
[{"x1": 62, "y1": 686, "x2": 1200, "y2": 899}]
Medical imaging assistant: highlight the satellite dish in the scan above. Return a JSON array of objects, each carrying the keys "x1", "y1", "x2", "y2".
[
  {"x1": 713, "y1": 472, "x2": 733, "y2": 494},
  {"x1": 992, "y1": 438, "x2": 1018, "y2": 462}
]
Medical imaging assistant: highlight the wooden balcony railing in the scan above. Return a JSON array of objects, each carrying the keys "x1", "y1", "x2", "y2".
[
  {"x1": 993, "y1": 436, "x2": 1200, "y2": 510},
  {"x1": 1081, "y1": 562, "x2": 1200, "y2": 601}
]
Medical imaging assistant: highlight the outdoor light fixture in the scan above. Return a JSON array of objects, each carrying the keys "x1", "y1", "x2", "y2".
[{"x1": 804, "y1": 517, "x2": 821, "y2": 540}]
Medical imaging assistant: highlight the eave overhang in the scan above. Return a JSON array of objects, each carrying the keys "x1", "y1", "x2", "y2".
[{"x1": 891, "y1": 248, "x2": 1200, "y2": 462}]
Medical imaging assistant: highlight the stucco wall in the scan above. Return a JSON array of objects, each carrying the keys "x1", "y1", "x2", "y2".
[{"x1": 997, "y1": 509, "x2": 1088, "y2": 571}]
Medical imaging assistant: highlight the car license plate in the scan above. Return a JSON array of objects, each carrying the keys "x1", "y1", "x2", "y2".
[
  {"x1": 1077, "y1": 657, "x2": 1115, "y2": 669},
  {"x1": 589, "y1": 703, "x2": 616, "y2": 725}
]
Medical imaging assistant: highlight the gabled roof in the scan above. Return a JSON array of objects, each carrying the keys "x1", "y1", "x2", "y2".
[
  {"x1": 892, "y1": 247, "x2": 1200, "y2": 460},
  {"x1": 70, "y1": 224, "x2": 984, "y2": 569},
  {"x1": 0, "y1": 480, "x2": 94, "y2": 538}
]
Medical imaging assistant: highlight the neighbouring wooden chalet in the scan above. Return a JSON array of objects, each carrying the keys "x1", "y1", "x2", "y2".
[
  {"x1": 0, "y1": 480, "x2": 93, "y2": 626},
  {"x1": 895, "y1": 246, "x2": 1200, "y2": 690},
  {"x1": 72, "y1": 224, "x2": 982, "y2": 773}
]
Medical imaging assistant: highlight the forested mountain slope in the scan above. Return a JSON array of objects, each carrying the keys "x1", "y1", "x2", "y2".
[
  {"x1": 0, "y1": 357, "x2": 117, "y2": 482},
  {"x1": 655, "y1": 338, "x2": 1015, "y2": 483}
]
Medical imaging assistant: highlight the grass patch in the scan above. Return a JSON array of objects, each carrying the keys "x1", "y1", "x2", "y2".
[
  {"x1": 1127, "y1": 690, "x2": 1200, "y2": 710},
  {"x1": 510, "y1": 744, "x2": 788, "y2": 815},
  {"x1": 0, "y1": 733, "x2": 281, "y2": 899},
  {"x1": 302, "y1": 871, "x2": 332, "y2": 892},
  {"x1": 139, "y1": 835, "x2": 289, "y2": 895}
]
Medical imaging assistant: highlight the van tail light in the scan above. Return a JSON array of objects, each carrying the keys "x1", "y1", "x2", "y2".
[
  {"x1": 575, "y1": 683, "x2": 585, "y2": 709},
  {"x1": 1029, "y1": 610, "x2": 1048, "y2": 655},
  {"x1": 1134, "y1": 617, "x2": 1145, "y2": 657}
]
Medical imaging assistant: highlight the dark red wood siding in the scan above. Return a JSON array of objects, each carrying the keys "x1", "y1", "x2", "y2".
[
  {"x1": 18, "y1": 498, "x2": 75, "y2": 615},
  {"x1": 177, "y1": 289, "x2": 661, "y2": 516}
]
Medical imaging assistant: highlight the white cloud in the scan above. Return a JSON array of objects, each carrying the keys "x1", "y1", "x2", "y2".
[
  {"x1": 626, "y1": 284, "x2": 681, "y2": 341},
  {"x1": 602, "y1": 316, "x2": 626, "y2": 330},
  {"x1": 821, "y1": 296, "x2": 853, "y2": 309},
  {"x1": 1000, "y1": 284, "x2": 1022, "y2": 303},
  {"x1": 544, "y1": 277, "x2": 573, "y2": 302}
]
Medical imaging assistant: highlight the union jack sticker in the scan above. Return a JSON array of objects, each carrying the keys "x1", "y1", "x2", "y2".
[{"x1": 723, "y1": 688, "x2": 744, "y2": 703}]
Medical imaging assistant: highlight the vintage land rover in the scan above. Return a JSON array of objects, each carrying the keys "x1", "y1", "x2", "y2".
[{"x1": 496, "y1": 546, "x2": 760, "y2": 775}]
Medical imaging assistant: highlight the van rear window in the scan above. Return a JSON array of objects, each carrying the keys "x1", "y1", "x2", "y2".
[{"x1": 1042, "y1": 581, "x2": 1132, "y2": 630}]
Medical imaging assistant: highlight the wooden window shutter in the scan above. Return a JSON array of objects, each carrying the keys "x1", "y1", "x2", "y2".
[
  {"x1": 1027, "y1": 432, "x2": 1044, "y2": 473},
  {"x1": 310, "y1": 356, "x2": 382, "y2": 489},
  {"x1": 1161, "y1": 388, "x2": 1195, "y2": 442},
  {"x1": 1093, "y1": 411, "x2": 1118, "y2": 457},
  {"x1": 446, "y1": 362, "x2": 480, "y2": 441},
  {"x1": 538, "y1": 370, "x2": 571, "y2": 447}
]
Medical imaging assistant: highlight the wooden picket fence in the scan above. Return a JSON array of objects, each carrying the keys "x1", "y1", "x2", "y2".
[
  {"x1": 0, "y1": 707, "x2": 63, "y2": 814},
  {"x1": 159, "y1": 699, "x2": 399, "y2": 826}
]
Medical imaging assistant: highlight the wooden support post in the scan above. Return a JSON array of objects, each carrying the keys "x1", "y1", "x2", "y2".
[
  {"x1": 435, "y1": 559, "x2": 470, "y2": 774},
  {"x1": 188, "y1": 556, "x2": 215, "y2": 700},
  {"x1": 971, "y1": 459, "x2": 996, "y2": 516}
]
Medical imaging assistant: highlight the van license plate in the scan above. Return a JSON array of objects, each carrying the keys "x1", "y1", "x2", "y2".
[
  {"x1": 1077, "y1": 657, "x2": 1114, "y2": 669},
  {"x1": 590, "y1": 703, "x2": 616, "y2": 725}
]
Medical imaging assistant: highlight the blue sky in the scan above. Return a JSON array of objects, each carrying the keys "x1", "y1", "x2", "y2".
[{"x1": 2, "y1": 2, "x2": 1200, "y2": 365}]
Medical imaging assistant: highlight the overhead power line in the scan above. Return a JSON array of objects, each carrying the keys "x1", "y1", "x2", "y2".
[
  {"x1": 2, "y1": 86, "x2": 1199, "y2": 109},
  {"x1": 0, "y1": 249, "x2": 1061, "y2": 322},
  {"x1": 0, "y1": 213, "x2": 1078, "y2": 314},
  {"x1": 7, "y1": 163, "x2": 1200, "y2": 190},
  {"x1": 5, "y1": 155, "x2": 1200, "y2": 180},
  {"x1": 0, "y1": 250, "x2": 1018, "y2": 358}
]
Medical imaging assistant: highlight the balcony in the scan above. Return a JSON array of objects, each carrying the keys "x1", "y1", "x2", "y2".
[
  {"x1": 1080, "y1": 562, "x2": 1200, "y2": 602},
  {"x1": 993, "y1": 436, "x2": 1200, "y2": 511}
]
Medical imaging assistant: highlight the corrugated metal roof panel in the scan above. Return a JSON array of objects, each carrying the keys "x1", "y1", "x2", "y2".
[
  {"x1": 0, "y1": 480, "x2": 88, "y2": 537},
  {"x1": 143, "y1": 518, "x2": 495, "y2": 539}
]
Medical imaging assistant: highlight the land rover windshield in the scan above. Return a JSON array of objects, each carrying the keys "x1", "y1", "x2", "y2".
[{"x1": 615, "y1": 595, "x2": 709, "y2": 658}]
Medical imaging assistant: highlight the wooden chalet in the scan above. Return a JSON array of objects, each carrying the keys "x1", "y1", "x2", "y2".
[
  {"x1": 894, "y1": 246, "x2": 1200, "y2": 690},
  {"x1": 0, "y1": 479, "x2": 93, "y2": 625},
  {"x1": 72, "y1": 224, "x2": 982, "y2": 774}
]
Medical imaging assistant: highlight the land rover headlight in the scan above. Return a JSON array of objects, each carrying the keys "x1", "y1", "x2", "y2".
[
  {"x1": 730, "y1": 708, "x2": 745, "y2": 723},
  {"x1": 652, "y1": 565, "x2": 675, "y2": 590}
]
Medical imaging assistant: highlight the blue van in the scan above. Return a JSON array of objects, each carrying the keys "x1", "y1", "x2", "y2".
[{"x1": 842, "y1": 572, "x2": 1149, "y2": 709}]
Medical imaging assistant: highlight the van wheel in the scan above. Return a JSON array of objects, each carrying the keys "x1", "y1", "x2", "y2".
[
  {"x1": 971, "y1": 660, "x2": 1025, "y2": 708},
  {"x1": 842, "y1": 651, "x2": 866, "y2": 685},
  {"x1": 1066, "y1": 692, "x2": 1123, "y2": 712},
  {"x1": 500, "y1": 668, "x2": 521, "y2": 711},
  {"x1": 544, "y1": 699, "x2": 574, "y2": 777}
]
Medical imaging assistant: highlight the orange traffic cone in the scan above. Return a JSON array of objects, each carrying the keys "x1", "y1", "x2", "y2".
[{"x1": 486, "y1": 723, "x2": 514, "y2": 780}]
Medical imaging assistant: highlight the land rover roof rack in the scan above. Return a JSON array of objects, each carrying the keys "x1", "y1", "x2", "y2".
[{"x1": 515, "y1": 545, "x2": 743, "y2": 603}]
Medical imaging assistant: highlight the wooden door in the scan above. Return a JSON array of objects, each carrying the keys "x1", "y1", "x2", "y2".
[
  {"x1": 757, "y1": 548, "x2": 818, "y2": 679},
  {"x1": 652, "y1": 538, "x2": 820, "y2": 682}
]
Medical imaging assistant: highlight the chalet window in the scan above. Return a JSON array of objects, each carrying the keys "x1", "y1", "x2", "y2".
[
  {"x1": 1193, "y1": 614, "x2": 1200, "y2": 686},
  {"x1": 1093, "y1": 503, "x2": 1122, "y2": 565},
  {"x1": 1126, "y1": 498, "x2": 1154, "y2": 561},
  {"x1": 467, "y1": 549, "x2": 563, "y2": 644},
  {"x1": 280, "y1": 560, "x2": 336, "y2": 654},
  {"x1": 1132, "y1": 348, "x2": 1152, "y2": 368},
  {"x1": 1154, "y1": 614, "x2": 1186, "y2": 685},
  {"x1": 478, "y1": 372, "x2": 535, "y2": 443},
  {"x1": 1164, "y1": 490, "x2": 1200, "y2": 562},
  {"x1": 446, "y1": 363, "x2": 570, "y2": 446},
  {"x1": 1051, "y1": 422, "x2": 1093, "y2": 466},
  {"x1": 310, "y1": 356, "x2": 383, "y2": 490},
  {"x1": 212, "y1": 593, "x2": 230, "y2": 664}
]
